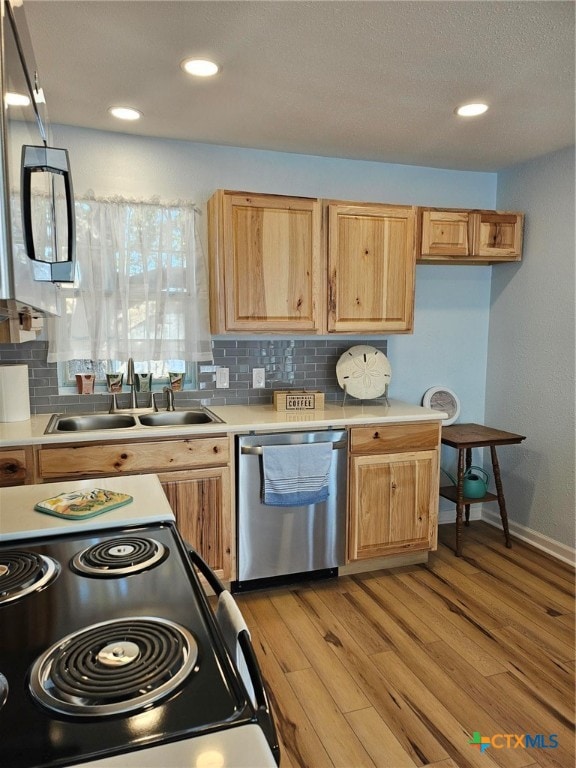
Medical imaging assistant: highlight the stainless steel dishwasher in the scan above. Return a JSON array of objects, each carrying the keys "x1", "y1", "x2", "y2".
[{"x1": 235, "y1": 430, "x2": 348, "y2": 590}]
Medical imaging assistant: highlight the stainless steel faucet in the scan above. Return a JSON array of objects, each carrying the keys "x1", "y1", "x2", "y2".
[
  {"x1": 163, "y1": 386, "x2": 175, "y2": 411},
  {"x1": 125, "y1": 357, "x2": 137, "y2": 409},
  {"x1": 153, "y1": 386, "x2": 176, "y2": 412}
]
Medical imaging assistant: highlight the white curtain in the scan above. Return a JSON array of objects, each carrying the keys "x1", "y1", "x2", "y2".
[{"x1": 47, "y1": 194, "x2": 213, "y2": 364}]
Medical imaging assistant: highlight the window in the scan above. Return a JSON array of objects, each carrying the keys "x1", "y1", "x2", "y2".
[{"x1": 48, "y1": 194, "x2": 212, "y2": 388}]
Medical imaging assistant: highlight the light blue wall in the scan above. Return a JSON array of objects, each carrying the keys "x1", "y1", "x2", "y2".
[
  {"x1": 55, "y1": 125, "x2": 496, "y2": 210},
  {"x1": 54, "y1": 124, "x2": 497, "y2": 427},
  {"x1": 489, "y1": 146, "x2": 575, "y2": 551}
]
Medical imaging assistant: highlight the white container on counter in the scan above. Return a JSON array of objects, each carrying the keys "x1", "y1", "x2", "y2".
[{"x1": 0, "y1": 364, "x2": 31, "y2": 422}]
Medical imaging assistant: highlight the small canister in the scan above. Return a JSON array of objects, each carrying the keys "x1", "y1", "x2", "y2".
[
  {"x1": 76, "y1": 374, "x2": 95, "y2": 394},
  {"x1": 135, "y1": 373, "x2": 152, "y2": 392},
  {"x1": 106, "y1": 373, "x2": 123, "y2": 393},
  {"x1": 168, "y1": 372, "x2": 184, "y2": 391}
]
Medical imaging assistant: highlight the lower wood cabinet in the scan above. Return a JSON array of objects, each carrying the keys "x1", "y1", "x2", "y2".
[
  {"x1": 36, "y1": 436, "x2": 234, "y2": 581},
  {"x1": 0, "y1": 447, "x2": 34, "y2": 486},
  {"x1": 347, "y1": 422, "x2": 441, "y2": 560},
  {"x1": 158, "y1": 466, "x2": 232, "y2": 581}
]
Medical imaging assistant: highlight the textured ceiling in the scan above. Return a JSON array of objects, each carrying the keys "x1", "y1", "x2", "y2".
[{"x1": 24, "y1": 0, "x2": 576, "y2": 171}]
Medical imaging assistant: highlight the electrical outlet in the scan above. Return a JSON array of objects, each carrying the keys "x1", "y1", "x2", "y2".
[
  {"x1": 216, "y1": 367, "x2": 229, "y2": 388},
  {"x1": 252, "y1": 368, "x2": 265, "y2": 388}
]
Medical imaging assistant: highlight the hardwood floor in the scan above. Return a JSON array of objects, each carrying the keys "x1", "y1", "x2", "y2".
[{"x1": 235, "y1": 522, "x2": 575, "y2": 768}]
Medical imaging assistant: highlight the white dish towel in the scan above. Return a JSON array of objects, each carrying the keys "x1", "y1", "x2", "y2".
[{"x1": 262, "y1": 442, "x2": 333, "y2": 507}]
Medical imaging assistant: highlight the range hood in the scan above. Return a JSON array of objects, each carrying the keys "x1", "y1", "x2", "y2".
[{"x1": 0, "y1": 0, "x2": 76, "y2": 318}]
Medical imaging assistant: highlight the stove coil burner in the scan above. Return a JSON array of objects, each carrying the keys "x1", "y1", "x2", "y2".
[
  {"x1": 0, "y1": 550, "x2": 59, "y2": 605},
  {"x1": 71, "y1": 537, "x2": 166, "y2": 576},
  {"x1": 29, "y1": 617, "x2": 198, "y2": 716}
]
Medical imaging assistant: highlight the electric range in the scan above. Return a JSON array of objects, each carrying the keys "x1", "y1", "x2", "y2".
[{"x1": 0, "y1": 521, "x2": 276, "y2": 768}]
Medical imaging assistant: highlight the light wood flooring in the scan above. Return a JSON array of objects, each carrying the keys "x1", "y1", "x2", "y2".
[{"x1": 235, "y1": 522, "x2": 575, "y2": 768}]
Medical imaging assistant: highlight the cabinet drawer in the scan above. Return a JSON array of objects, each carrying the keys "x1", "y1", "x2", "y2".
[
  {"x1": 38, "y1": 437, "x2": 230, "y2": 480},
  {"x1": 0, "y1": 449, "x2": 29, "y2": 486},
  {"x1": 350, "y1": 422, "x2": 441, "y2": 454}
]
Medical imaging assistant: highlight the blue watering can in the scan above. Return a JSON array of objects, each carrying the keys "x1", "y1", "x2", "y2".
[{"x1": 442, "y1": 466, "x2": 489, "y2": 498}]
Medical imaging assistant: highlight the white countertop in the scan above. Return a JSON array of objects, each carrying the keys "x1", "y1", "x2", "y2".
[
  {"x1": 0, "y1": 474, "x2": 175, "y2": 541},
  {"x1": 0, "y1": 399, "x2": 445, "y2": 447}
]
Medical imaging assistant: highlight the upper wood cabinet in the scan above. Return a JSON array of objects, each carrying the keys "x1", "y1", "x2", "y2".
[
  {"x1": 208, "y1": 190, "x2": 417, "y2": 334},
  {"x1": 418, "y1": 208, "x2": 524, "y2": 264},
  {"x1": 327, "y1": 202, "x2": 416, "y2": 333},
  {"x1": 208, "y1": 190, "x2": 323, "y2": 333}
]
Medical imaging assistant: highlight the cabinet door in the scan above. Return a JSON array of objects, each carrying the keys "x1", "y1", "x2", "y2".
[
  {"x1": 209, "y1": 191, "x2": 323, "y2": 332},
  {"x1": 473, "y1": 211, "x2": 523, "y2": 261},
  {"x1": 158, "y1": 467, "x2": 233, "y2": 582},
  {"x1": 327, "y1": 203, "x2": 416, "y2": 333},
  {"x1": 348, "y1": 450, "x2": 438, "y2": 561},
  {"x1": 420, "y1": 210, "x2": 472, "y2": 259}
]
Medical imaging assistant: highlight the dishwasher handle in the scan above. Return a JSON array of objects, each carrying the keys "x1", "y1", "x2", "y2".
[{"x1": 241, "y1": 438, "x2": 347, "y2": 455}]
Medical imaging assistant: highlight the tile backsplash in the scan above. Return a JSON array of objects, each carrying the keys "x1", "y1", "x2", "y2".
[{"x1": 0, "y1": 339, "x2": 388, "y2": 414}]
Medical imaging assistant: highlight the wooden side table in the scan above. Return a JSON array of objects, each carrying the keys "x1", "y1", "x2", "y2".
[{"x1": 440, "y1": 423, "x2": 526, "y2": 557}]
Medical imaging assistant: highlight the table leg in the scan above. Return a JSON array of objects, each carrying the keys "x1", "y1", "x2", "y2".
[
  {"x1": 490, "y1": 445, "x2": 512, "y2": 549},
  {"x1": 464, "y1": 447, "x2": 472, "y2": 526},
  {"x1": 455, "y1": 448, "x2": 465, "y2": 556}
]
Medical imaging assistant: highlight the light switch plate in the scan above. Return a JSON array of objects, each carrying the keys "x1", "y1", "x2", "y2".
[
  {"x1": 252, "y1": 368, "x2": 265, "y2": 388},
  {"x1": 216, "y1": 367, "x2": 229, "y2": 388}
]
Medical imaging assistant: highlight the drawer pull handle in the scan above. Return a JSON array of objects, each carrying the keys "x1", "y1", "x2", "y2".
[{"x1": 373, "y1": 432, "x2": 380, "y2": 439}]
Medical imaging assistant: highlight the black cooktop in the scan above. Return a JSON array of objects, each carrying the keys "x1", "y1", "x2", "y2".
[{"x1": 0, "y1": 523, "x2": 252, "y2": 768}]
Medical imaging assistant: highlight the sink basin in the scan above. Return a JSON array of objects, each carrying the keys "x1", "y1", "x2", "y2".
[
  {"x1": 47, "y1": 414, "x2": 138, "y2": 432},
  {"x1": 44, "y1": 409, "x2": 222, "y2": 434},
  {"x1": 139, "y1": 410, "x2": 221, "y2": 427}
]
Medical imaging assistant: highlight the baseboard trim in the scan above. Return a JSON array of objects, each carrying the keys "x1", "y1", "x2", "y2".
[
  {"x1": 438, "y1": 507, "x2": 575, "y2": 566},
  {"x1": 481, "y1": 508, "x2": 575, "y2": 566}
]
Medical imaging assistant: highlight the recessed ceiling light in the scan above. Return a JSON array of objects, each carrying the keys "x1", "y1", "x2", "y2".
[
  {"x1": 456, "y1": 103, "x2": 489, "y2": 117},
  {"x1": 5, "y1": 91, "x2": 30, "y2": 106},
  {"x1": 181, "y1": 58, "x2": 220, "y2": 77},
  {"x1": 108, "y1": 106, "x2": 142, "y2": 121}
]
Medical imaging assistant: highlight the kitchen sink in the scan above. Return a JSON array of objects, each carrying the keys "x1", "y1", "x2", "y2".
[
  {"x1": 44, "y1": 408, "x2": 223, "y2": 434},
  {"x1": 138, "y1": 410, "x2": 221, "y2": 426},
  {"x1": 46, "y1": 414, "x2": 138, "y2": 432}
]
